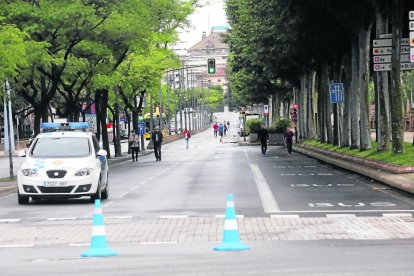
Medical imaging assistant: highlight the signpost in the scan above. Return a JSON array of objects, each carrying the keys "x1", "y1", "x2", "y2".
[
  {"x1": 329, "y1": 83, "x2": 344, "y2": 103},
  {"x1": 411, "y1": 11, "x2": 414, "y2": 63}
]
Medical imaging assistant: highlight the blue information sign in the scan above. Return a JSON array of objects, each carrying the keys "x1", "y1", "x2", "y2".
[
  {"x1": 138, "y1": 122, "x2": 146, "y2": 135},
  {"x1": 330, "y1": 83, "x2": 344, "y2": 103}
]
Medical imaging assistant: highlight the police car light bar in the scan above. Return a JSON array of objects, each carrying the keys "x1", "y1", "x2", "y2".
[{"x1": 40, "y1": 122, "x2": 90, "y2": 131}]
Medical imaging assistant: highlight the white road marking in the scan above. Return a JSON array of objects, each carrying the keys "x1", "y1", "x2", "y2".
[
  {"x1": 250, "y1": 164, "x2": 280, "y2": 213},
  {"x1": 244, "y1": 149, "x2": 280, "y2": 213},
  {"x1": 382, "y1": 213, "x2": 413, "y2": 217},
  {"x1": 270, "y1": 215, "x2": 300, "y2": 218},
  {"x1": 0, "y1": 244, "x2": 34, "y2": 248},
  {"x1": 159, "y1": 215, "x2": 189, "y2": 219},
  {"x1": 0, "y1": 219, "x2": 21, "y2": 223},
  {"x1": 106, "y1": 216, "x2": 133, "y2": 219},
  {"x1": 130, "y1": 186, "x2": 138, "y2": 191},
  {"x1": 141, "y1": 242, "x2": 178, "y2": 245},
  {"x1": 69, "y1": 243, "x2": 89, "y2": 247},
  {"x1": 118, "y1": 192, "x2": 129, "y2": 198},
  {"x1": 215, "y1": 214, "x2": 244, "y2": 218},
  {"x1": 326, "y1": 214, "x2": 356, "y2": 218},
  {"x1": 47, "y1": 217, "x2": 77, "y2": 221}
]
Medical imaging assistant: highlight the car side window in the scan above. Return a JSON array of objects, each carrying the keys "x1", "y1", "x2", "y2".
[{"x1": 92, "y1": 136, "x2": 101, "y2": 154}]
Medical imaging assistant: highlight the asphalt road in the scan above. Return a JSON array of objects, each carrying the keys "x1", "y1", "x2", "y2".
[{"x1": 1, "y1": 113, "x2": 414, "y2": 275}]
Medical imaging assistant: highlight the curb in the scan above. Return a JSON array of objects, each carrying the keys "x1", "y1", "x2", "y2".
[
  {"x1": 294, "y1": 145, "x2": 414, "y2": 195},
  {"x1": 299, "y1": 144, "x2": 414, "y2": 174}
]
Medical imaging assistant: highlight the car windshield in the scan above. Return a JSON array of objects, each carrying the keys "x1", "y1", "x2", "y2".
[{"x1": 31, "y1": 137, "x2": 91, "y2": 157}]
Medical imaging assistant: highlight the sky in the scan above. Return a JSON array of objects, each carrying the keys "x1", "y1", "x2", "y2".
[{"x1": 175, "y1": 0, "x2": 228, "y2": 52}]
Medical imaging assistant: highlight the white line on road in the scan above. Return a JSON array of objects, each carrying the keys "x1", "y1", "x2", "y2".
[
  {"x1": 0, "y1": 219, "x2": 21, "y2": 223},
  {"x1": 270, "y1": 214, "x2": 300, "y2": 218},
  {"x1": 215, "y1": 214, "x2": 244, "y2": 218},
  {"x1": 0, "y1": 244, "x2": 34, "y2": 248},
  {"x1": 47, "y1": 217, "x2": 77, "y2": 221},
  {"x1": 159, "y1": 215, "x2": 189, "y2": 219},
  {"x1": 244, "y1": 149, "x2": 280, "y2": 213},
  {"x1": 118, "y1": 192, "x2": 129, "y2": 198},
  {"x1": 250, "y1": 164, "x2": 280, "y2": 213},
  {"x1": 106, "y1": 216, "x2": 133, "y2": 219},
  {"x1": 382, "y1": 213, "x2": 413, "y2": 217},
  {"x1": 68, "y1": 243, "x2": 89, "y2": 247},
  {"x1": 326, "y1": 214, "x2": 356, "y2": 218}
]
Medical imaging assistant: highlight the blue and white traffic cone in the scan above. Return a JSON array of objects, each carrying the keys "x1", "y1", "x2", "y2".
[
  {"x1": 214, "y1": 194, "x2": 250, "y2": 251},
  {"x1": 81, "y1": 199, "x2": 118, "y2": 257}
]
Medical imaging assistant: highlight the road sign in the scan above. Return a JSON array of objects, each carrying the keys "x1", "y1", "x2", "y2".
[
  {"x1": 373, "y1": 54, "x2": 410, "y2": 63},
  {"x1": 372, "y1": 38, "x2": 409, "y2": 47},
  {"x1": 379, "y1": 33, "x2": 392, "y2": 39},
  {"x1": 329, "y1": 83, "x2": 344, "y2": 103},
  {"x1": 411, "y1": 48, "x2": 414, "y2": 63},
  {"x1": 373, "y1": 47, "x2": 410, "y2": 55},
  {"x1": 410, "y1": 22, "x2": 414, "y2": 31},
  {"x1": 374, "y1": 62, "x2": 414, "y2": 72},
  {"x1": 410, "y1": 10, "x2": 414, "y2": 20},
  {"x1": 138, "y1": 122, "x2": 146, "y2": 135},
  {"x1": 410, "y1": 32, "x2": 414, "y2": 46}
]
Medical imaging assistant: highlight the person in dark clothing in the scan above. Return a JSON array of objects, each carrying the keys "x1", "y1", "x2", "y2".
[
  {"x1": 257, "y1": 124, "x2": 269, "y2": 156},
  {"x1": 151, "y1": 126, "x2": 163, "y2": 161},
  {"x1": 283, "y1": 127, "x2": 295, "y2": 155}
]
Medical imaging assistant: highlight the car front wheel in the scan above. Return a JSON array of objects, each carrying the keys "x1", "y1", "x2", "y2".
[
  {"x1": 18, "y1": 192, "x2": 30, "y2": 205},
  {"x1": 90, "y1": 180, "x2": 102, "y2": 203}
]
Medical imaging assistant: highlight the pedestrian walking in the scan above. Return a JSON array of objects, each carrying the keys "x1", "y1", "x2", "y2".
[
  {"x1": 183, "y1": 128, "x2": 191, "y2": 149},
  {"x1": 283, "y1": 127, "x2": 295, "y2": 155},
  {"x1": 218, "y1": 123, "x2": 224, "y2": 142},
  {"x1": 226, "y1": 120, "x2": 230, "y2": 130},
  {"x1": 129, "y1": 130, "x2": 140, "y2": 162},
  {"x1": 151, "y1": 126, "x2": 163, "y2": 161},
  {"x1": 213, "y1": 122, "x2": 218, "y2": 138},
  {"x1": 258, "y1": 123, "x2": 269, "y2": 156},
  {"x1": 223, "y1": 122, "x2": 228, "y2": 136}
]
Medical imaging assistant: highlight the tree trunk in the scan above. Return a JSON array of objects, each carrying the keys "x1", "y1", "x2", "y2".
[
  {"x1": 358, "y1": 26, "x2": 373, "y2": 150},
  {"x1": 341, "y1": 54, "x2": 351, "y2": 147},
  {"x1": 306, "y1": 71, "x2": 315, "y2": 139},
  {"x1": 350, "y1": 36, "x2": 360, "y2": 149},
  {"x1": 390, "y1": 0, "x2": 404, "y2": 153},
  {"x1": 317, "y1": 67, "x2": 325, "y2": 142},
  {"x1": 95, "y1": 91, "x2": 101, "y2": 142},
  {"x1": 376, "y1": 12, "x2": 390, "y2": 151},
  {"x1": 322, "y1": 62, "x2": 332, "y2": 144}
]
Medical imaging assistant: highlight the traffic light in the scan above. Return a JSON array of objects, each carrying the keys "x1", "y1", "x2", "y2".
[{"x1": 207, "y1": 58, "x2": 216, "y2": 74}]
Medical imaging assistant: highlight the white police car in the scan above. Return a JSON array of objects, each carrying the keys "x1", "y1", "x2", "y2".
[{"x1": 17, "y1": 122, "x2": 109, "y2": 204}]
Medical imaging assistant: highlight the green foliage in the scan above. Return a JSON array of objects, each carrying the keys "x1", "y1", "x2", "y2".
[
  {"x1": 302, "y1": 140, "x2": 414, "y2": 166},
  {"x1": 267, "y1": 118, "x2": 291, "y2": 133},
  {"x1": 246, "y1": 118, "x2": 263, "y2": 134}
]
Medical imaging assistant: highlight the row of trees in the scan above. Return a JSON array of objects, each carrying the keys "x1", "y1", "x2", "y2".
[
  {"x1": 0, "y1": 0, "x2": 198, "y2": 157},
  {"x1": 225, "y1": 0, "x2": 414, "y2": 153}
]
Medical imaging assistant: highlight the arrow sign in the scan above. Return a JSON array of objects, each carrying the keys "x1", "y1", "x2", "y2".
[
  {"x1": 373, "y1": 54, "x2": 410, "y2": 63},
  {"x1": 374, "y1": 62, "x2": 414, "y2": 71},
  {"x1": 373, "y1": 38, "x2": 409, "y2": 47},
  {"x1": 373, "y1": 46, "x2": 411, "y2": 55}
]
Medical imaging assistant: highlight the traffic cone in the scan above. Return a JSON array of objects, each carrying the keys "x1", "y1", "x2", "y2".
[
  {"x1": 214, "y1": 194, "x2": 250, "y2": 251},
  {"x1": 81, "y1": 199, "x2": 118, "y2": 257}
]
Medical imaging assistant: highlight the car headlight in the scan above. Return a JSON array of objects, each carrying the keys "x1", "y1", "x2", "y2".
[
  {"x1": 21, "y1": 169, "x2": 38, "y2": 177},
  {"x1": 75, "y1": 168, "x2": 93, "y2": 176}
]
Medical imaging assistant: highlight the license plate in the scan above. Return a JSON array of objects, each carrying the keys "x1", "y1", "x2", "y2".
[{"x1": 44, "y1": 181, "x2": 68, "y2": 187}]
